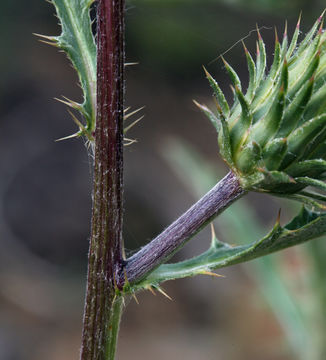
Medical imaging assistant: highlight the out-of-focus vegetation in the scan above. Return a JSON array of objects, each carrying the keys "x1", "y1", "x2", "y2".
[
  {"x1": 126, "y1": 0, "x2": 323, "y2": 82},
  {"x1": 1, "y1": 1, "x2": 326, "y2": 359},
  {"x1": 163, "y1": 138, "x2": 326, "y2": 360}
]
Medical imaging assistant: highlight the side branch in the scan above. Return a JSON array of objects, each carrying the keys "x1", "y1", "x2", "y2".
[{"x1": 122, "y1": 171, "x2": 245, "y2": 286}]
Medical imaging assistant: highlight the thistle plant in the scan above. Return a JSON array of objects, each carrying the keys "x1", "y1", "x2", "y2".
[
  {"x1": 39, "y1": 2, "x2": 326, "y2": 359},
  {"x1": 198, "y1": 13, "x2": 326, "y2": 208}
]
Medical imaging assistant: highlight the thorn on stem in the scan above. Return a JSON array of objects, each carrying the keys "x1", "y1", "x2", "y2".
[
  {"x1": 156, "y1": 287, "x2": 173, "y2": 301},
  {"x1": 132, "y1": 293, "x2": 139, "y2": 305},
  {"x1": 199, "y1": 270, "x2": 225, "y2": 278}
]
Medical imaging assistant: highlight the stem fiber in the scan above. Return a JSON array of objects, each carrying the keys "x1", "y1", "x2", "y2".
[{"x1": 80, "y1": 1, "x2": 125, "y2": 359}]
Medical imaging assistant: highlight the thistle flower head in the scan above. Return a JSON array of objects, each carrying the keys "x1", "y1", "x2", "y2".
[{"x1": 199, "y1": 13, "x2": 326, "y2": 208}]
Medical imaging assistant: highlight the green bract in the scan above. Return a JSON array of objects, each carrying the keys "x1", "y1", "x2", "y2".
[{"x1": 199, "y1": 13, "x2": 326, "y2": 209}]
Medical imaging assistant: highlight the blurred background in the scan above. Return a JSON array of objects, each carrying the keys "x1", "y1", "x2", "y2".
[{"x1": 1, "y1": 0, "x2": 326, "y2": 359}]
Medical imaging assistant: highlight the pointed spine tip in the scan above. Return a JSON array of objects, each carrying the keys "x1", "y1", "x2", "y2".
[
  {"x1": 156, "y1": 286, "x2": 173, "y2": 301},
  {"x1": 274, "y1": 27, "x2": 279, "y2": 44},
  {"x1": 296, "y1": 12, "x2": 302, "y2": 29},
  {"x1": 276, "y1": 209, "x2": 281, "y2": 225},
  {"x1": 221, "y1": 55, "x2": 228, "y2": 67},
  {"x1": 214, "y1": 98, "x2": 224, "y2": 117},
  {"x1": 200, "y1": 270, "x2": 225, "y2": 278},
  {"x1": 145, "y1": 285, "x2": 156, "y2": 296},
  {"x1": 256, "y1": 41, "x2": 260, "y2": 56},
  {"x1": 318, "y1": 9, "x2": 325, "y2": 23},
  {"x1": 202, "y1": 65, "x2": 211, "y2": 79},
  {"x1": 283, "y1": 20, "x2": 288, "y2": 38},
  {"x1": 256, "y1": 24, "x2": 262, "y2": 40},
  {"x1": 210, "y1": 223, "x2": 217, "y2": 242},
  {"x1": 242, "y1": 40, "x2": 248, "y2": 54},
  {"x1": 318, "y1": 21, "x2": 323, "y2": 34},
  {"x1": 132, "y1": 293, "x2": 139, "y2": 305}
]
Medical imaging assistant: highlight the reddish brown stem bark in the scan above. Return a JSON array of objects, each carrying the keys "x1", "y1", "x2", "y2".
[{"x1": 80, "y1": 1, "x2": 125, "y2": 359}]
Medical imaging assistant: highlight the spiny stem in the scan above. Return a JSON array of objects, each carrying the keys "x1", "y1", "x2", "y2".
[
  {"x1": 80, "y1": 0, "x2": 125, "y2": 359},
  {"x1": 121, "y1": 171, "x2": 245, "y2": 286}
]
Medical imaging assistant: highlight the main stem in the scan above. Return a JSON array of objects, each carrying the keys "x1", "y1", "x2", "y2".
[{"x1": 80, "y1": 1, "x2": 125, "y2": 360}]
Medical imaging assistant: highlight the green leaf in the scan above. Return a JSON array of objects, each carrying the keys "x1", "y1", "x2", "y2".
[
  {"x1": 253, "y1": 31, "x2": 281, "y2": 105},
  {"x1": 277, "y1": 76, "x2": 314, "y2": 137},
  {"x1": 133, "y1": 207, "x2": 326, "y2": 289},
  {"x1": 286, "y1": 15, "x2": 300, "y2": 58},
  {"x1": 235, "y1": 141, "x2": 261, "y2": 174},
  {"x1": 229, "y1": 86, "x2": 252, "y2": 154},
  {"x1": 303, "y1": 85, "x2": 326, "y2": 121},
  {"x1": 193, "y1": 100, "x2": 219, "y2": 131},
  {"x1": 249, "y1": 67, "x2": 286, "y2": 147},
  {"x1": 258, "y1": 170, "x2": 295, "y2": 188},
  {"x1": 287, "y1": 32, "x2": 321, "y2": 100},
  {"x1": 286, "y1": 159, "x2": 326, "y2": 178},
  {"x1": 242, "y1": 41, "x2": 256, "y2": 100},
  {"x1": 48, "y1": 0, "x2": 96, "y2": 133},
  {"x1": 255, "y1": 29, "x2": 267, "y2": 88},
  {"x1": 203, "y1": 67, "x2": 230, "y2": 117},
  {"x1": 308, "y1": 140, "x2": 326, "y2": 160},
  {"x1": 282, "y1": 114, "x2": 326, "y2": 168},
  {"x1": 289, "y1": 13, "x2": 323, "y2": 66},
  {"x1": 263, "y1": 137, "x2": 288, "y2": 171},
  {"x1": 295, "y1": 177, "x2": 326, "y2": 193},
  {"x1": 222, "y1": 57, "x2": 242, "y2": 90}
]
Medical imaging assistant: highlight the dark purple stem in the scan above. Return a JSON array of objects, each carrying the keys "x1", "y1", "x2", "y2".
[
  {"x1": 80, "y1": 0, "x2": 125, "y2": 359},
  {"x1": 120, "y1": 171, "x2": 245, "y2": 286}
]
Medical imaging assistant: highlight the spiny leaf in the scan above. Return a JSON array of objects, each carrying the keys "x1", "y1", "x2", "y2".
[
  {"x1": 217, "y1": 104, "x2": 234, "y2": 167},
  {"x1": 281, "y1": 20, "x2": 288, "y2": 56},
  {"x1": 203, "y1": 67, "x2": 230, "y2": 117},
  {"x1": 303, "y1": 85, "x2": 326, "y2": 121},
  {"x1": 242, "y1": 41, "x2": 256, "y2": 100},
  {"x1": 222, "y1": 56, "x2": 242, "y2": 90},
  {"x1": 299, "y1": 190, "x2": 326, "y2": 203},
  {"x1": 287, "y1": 45, "x2": 320, "y2": 101},
  {"x1": 267, "y1": 29, "x2": 282, "y2": 81},
  {"x1": 302, "y1": 126, "x2": 326, "y2": 161},
  {"x1": 308, "y1": 140, "x2": 326, "y2": 160},
  {"x1": 252, "y1": 57, "x2": 287, "y2": 122},
  {"x1": 279, "y1": 193, "x2": 326, "y2": 211},
  {"x1": 235, "y1": 141, "x2": 261, "y2": 174},
  {"x1": 133, "y1": 207, "x2": 326, "y2": 289},
  {"x1": 257, "y1": 169, "x2": 295, "y2": 188},
  {"x1": 282, "y1": 114, "x2": 326, "y2": 168},
  {"x1": 290, "y1": 10, "x2": 324, "y2": 65},
  {"x1": 277, "y1": 76, "x2": 314, "y2": 137},
  {"x1": 193, "y1": 100, "x2": 219, "y2": 131},
  {"x1": 295, "y1": 177, "x2": 326, "y2": 192},
  {"x1": 263, "y1": 137, "x2": 288, "y2": 171},
  {"x1": 249, "y1": 71, "x2": 286, "y2": 147},
  {"x1": 229, "y1": 86, "x2": 252, "y2": 154},
  {"x1": 48, "y1": 0, "x2": 96, "y2": 133},
  {"x1": 286, "y1": 13, "x2": 301, "y2": 58},
  {"x1": 255, "y1": 27, "x2": 267, "y2": 87},
  {"x1": 286, "y1": 159, "x2": 326, "y2": 177}
]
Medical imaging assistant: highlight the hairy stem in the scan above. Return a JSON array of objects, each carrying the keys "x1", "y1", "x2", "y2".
[
  {"x1": 80, "y1": 0, "x2": 125, "y2": 359},
  {"x1": 122, "y1": 171, "x2": 245, "y2": 286}
]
